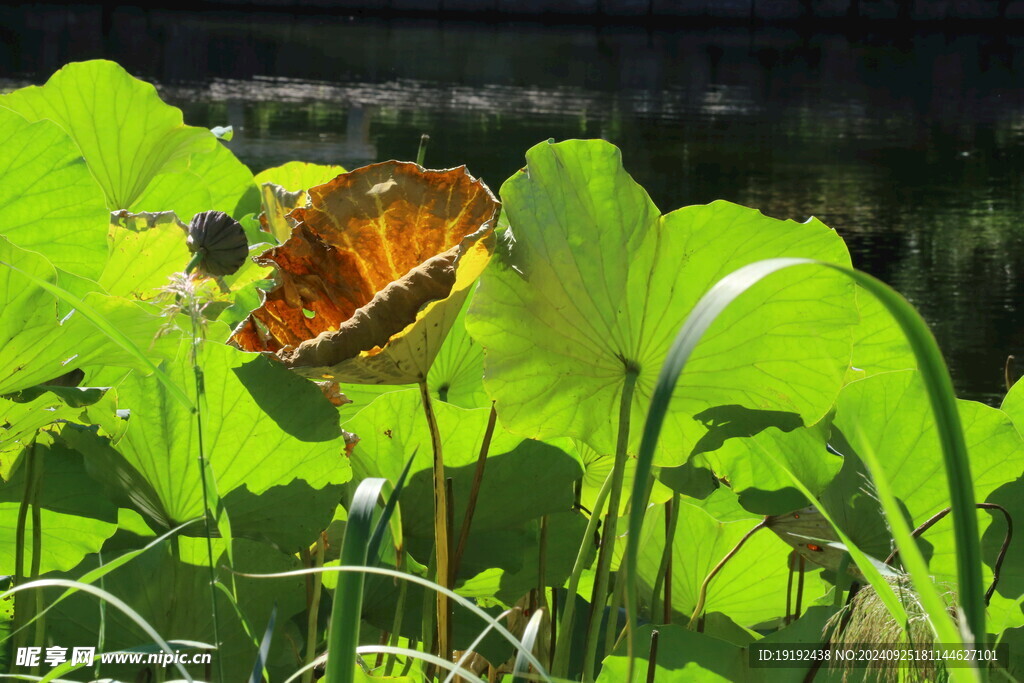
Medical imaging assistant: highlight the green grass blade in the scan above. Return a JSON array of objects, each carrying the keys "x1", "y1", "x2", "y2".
[
  {"x1": 445, "y1": 608, "x2": 514, "y2": 683},
  {"x1": 367, "y1": 451, "x2": 416, "y2": 565},
  {"x1": 512, "y1": 609, "x2": 546, "y2": 683},
  {"x1": 0, "y1": 579, "x2": 196, "y2": 681},
  {"x1": 0, "y1": 259, "x2": 193, "y2": 410},
  {"x1": 625, "y1": 257, "x2": 984, "y2": 680},
  {"x1": 356, "y1": 645, "x2": 488, "y2": 683},
  {"x1": 324, "y1": 477, "x2": 387, "y2": 683},
  {"x1": 236, "y1": 564, "x2": 550, "y2": 676},
  {"x1": 248, "y1": 602, "x2": 277, "y2": 683}
]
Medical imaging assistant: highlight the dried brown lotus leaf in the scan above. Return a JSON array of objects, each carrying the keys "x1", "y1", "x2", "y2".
[{"x1": 231, "y1": 160, "x2": 498, "y2": 385}]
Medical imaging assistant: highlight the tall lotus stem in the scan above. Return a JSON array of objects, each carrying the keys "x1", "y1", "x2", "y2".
[
  {"x1": 582, "y1": 369, "x2": 638, "y2": 682},
  {"x1": 419, "y1": 380, "x2": 452, "y2": 663}
]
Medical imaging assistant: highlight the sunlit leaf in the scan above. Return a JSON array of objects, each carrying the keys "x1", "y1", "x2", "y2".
[
  {"x1": 635, "y1": 488, "x2": 821, "y2": 627},
  {"x1": 232, "y1": 161, "x2": 499, "y2": 386},
  {"x1": 0, "y1": 238, "x2": 173, "y2": 395},
  {"x1": 0, "y1": 60, "x2": 252, "y2": 219},
  {"x1": 77, "y1": 339, "x2": 352, "y2": 526},
  {"x1": 101, "y1": 211, "x2": 191, "y2": 300},
  {"x1": 831, "y1": 370, "x2": 1024, "y2": 585},
  {"x1": 467, "y1": 139, "x2": 856, "y2": 465},
  {"x1": 0, "y1": 107, "x2": 109, "y2": 279}
]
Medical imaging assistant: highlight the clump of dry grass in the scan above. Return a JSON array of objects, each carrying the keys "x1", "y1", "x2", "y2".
[{"x1": 824, "y1": 574, "x2": 958, "y2": 683}]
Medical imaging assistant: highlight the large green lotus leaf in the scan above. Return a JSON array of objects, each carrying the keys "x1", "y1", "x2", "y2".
[
  {"x1": 221, "y1": 480, "x2": 345, "y2": 555},
  {"x1": 596, "y1": 607, "x2": 840, "y2": 683},
  {"x1": 977, "y1": 382, "x2": 1024, "y2": 618},
  {"x1": 578, "y1": 439, "x2": 673, "y2": 515},
  {"x1": 467, "y1": 139, "x2": 856, "y2": 464},
  {"x1": 47, "y1": 537, "x2": 305, "y2": 679},
  {"x1": 687, "y1": 409, "x2": 841, "y2": 515},
  {"x1": 253, "y1": 161, "x2": 348, "y2": 191},
  {"x1": 833, "y1": 370, "x2": 1024, "y2": 585},
  {"x1": 0, "y1": 394, "x2": 81, "y2": 480},
  {"x1": 0, "y1": 432, "x2": 118, "y2": 576},
  {"x1": 346, "y1": 388, "x2": 585, "y2": 599},
  {"x1": 134, "y1": 140, "x2": 259, "y2": 221},
  {"x1": 100, "y1": 211, "x2": 191, "y2": 300},
  {"x1": 636, "y1": 488, "x2": 822, "y2": 627},
  {"x1": 109, "y1": 340, "x2": 352, "y2": 526},
  {"x1": 0, "y1": 108, "x2": 108, "y2": 279},
  {"x1": 0, "y1": 60, "x2": 219, "y2": 215},
  {"x1": 0, "y1": 238, "x2": 174, "y2": 395},
  {"x1": 849, "y1": 288, "x2": 917, "y2": 378}
]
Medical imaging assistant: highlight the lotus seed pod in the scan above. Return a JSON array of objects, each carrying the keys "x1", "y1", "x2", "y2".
[{"x1": 187, "y1": 210, "x2": 248, "y2": 276}]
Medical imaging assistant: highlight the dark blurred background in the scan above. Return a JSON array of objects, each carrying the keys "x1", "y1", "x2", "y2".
[{"x1": 3, "y1": 5, "x2": 1023, "y2": 403}]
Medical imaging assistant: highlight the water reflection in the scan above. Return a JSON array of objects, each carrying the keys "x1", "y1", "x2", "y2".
[{"x1": 2, "y1": 6, "x2": 1022, "y2": 403}]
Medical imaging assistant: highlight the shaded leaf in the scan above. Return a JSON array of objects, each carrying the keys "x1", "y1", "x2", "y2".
[
  {"x1": 94, "y1": 339, "x2": 352, "y2": 526},
  {"x1": 832, "y1": 370, "x2": 1024, "y2": 585},
  {"x1": 0, "y1": 432, "x2": 118, "y2": 576}
]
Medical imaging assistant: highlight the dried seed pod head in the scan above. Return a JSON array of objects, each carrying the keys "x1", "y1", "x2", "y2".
[{"x1": 187, "y1": 210, "x2": 248, "y2": 276}]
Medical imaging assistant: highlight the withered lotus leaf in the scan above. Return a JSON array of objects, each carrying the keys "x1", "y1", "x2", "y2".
[{"x1": 231, "y1": 161, "x2": 498, "y2": 385}]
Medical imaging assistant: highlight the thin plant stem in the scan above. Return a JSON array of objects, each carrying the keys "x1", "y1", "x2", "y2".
[
  {"x1": 582, "y1": 369, "x2": 638, "y2": 682},
  {"x1": 795, "y1": 555, "x2": 805, "y2": 621},
  {"x1": 302, "y1": 533, "x2": 326, "y2": 683},
  {"x1": 603, "y1": 574, "x2": 625, "y2": 658},
  {"x1": 551, "y1": 463, "x2": 615, "y2": 677},
  {"x1": 687, "y1": 520, "x2": 767, "y2": 628},
  {"x1": 12, "y1": 435, "x2": 37, "y2": 654},
  {"x1": 650, "y1": 495, "x2": 679, "y2": 624},
  {"x1": 646, "y1": 630, "x2": 660, "y2": 683},
  {"x1": 453, "y1": 404, "x2": 498, "y2": 578},
  {"x1": 30, "y1": 457, "x2": 43, "y2": 667},
  {"x1": 188, "y1": 282, "x2": 224, "y2": 683},
  {"x1": 417, "y1": 134, "x2": 430, "y2": 167},
  {"x1": 385, "y1": 549, "x2": 409, "y2": 676},
  {"x1": 882, "y1": 503, "x2": 1013, "y2": 604},
  {"x1": 538, "y1": 515, "x2": 549, "y2": 614},
  {"x1": 419, "y1": 378, "x2": 452, "y2": 663}
]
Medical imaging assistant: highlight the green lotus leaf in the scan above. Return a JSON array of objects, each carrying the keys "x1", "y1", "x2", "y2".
[
  {"x1": 850, "y1": 288, "x2": 917, "y2": 378},
  {"x1": 467, "y1": 139, "x2": 857, "y2": 464},
  {"x1": 0, "y1": 107, "x2": 109, "y2": 279},
  {"x1": 100, "y1": 211, "x2": 191, "y2": 299},
  {"x1": 688, "y1": 409, "x2": 840, "y2": 515},
  {"x1": 635, "y1": 488, "x2": 821, "y2": 627},
  {"x1": 0, "y1": 432, "x2": 118, "y2": 576},
  {"x1": 596, "y1": 607, "x2": 840, "y2": 683},
  {"x1": 832, "y1": 370, "x2": 1024, "y2": 587},
  {"x1": 346, "y1": 388, "x2": 585, "y2": 605},
  {"x1": 93, "y1": 340, "x2": 352, "y2": 526},
  {"x1": 0, "y1": 238, "x2": 173, "y2": 395},
  {"x1": 0, "y1": 60, "x2": 252, "y2": 219}
]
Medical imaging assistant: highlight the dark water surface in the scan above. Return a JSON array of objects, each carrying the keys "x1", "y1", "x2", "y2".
[{"x1": 3, "y1": 6, "x2": 1023, "y2": 403}]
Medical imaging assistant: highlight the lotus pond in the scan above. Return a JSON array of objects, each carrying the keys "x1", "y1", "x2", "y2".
[{"x1": 1, "y1": 58, "x2": 1023, "y2": 683}]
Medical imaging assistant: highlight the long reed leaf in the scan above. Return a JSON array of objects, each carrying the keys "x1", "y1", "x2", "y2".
[{"x1": 625, "y1": 257, "x2": 984, "y2": 680}]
